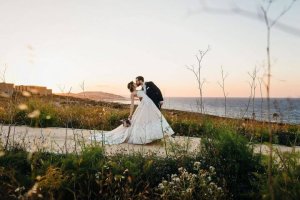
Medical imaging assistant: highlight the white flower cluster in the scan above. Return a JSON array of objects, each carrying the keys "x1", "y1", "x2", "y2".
[{"x1": 157, "y1": 162, "x2": 225, "y2": 199}]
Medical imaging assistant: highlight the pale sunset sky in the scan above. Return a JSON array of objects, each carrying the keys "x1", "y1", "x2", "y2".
[{"x1": 0, "y1": 0, "x2": 299, "y2": 97}]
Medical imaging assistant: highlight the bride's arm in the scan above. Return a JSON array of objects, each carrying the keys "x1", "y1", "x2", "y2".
[{"x1": 128, "y1": 92, "x2": 135, "y2": 119}]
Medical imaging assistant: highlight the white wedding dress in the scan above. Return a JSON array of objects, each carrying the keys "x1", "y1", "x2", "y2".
[{"x1": 92, "y1": 90, "x2": 174, "y2": 144}]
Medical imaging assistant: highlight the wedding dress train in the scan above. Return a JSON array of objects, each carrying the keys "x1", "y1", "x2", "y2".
[{"x1": 92, "y1": 91, "x2": 174, "y2": 144}]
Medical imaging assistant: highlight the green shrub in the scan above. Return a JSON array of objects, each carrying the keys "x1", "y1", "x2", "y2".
[
  {"x1": 276, "y1": 131, "x2": 300, "y2": 146},
  {"x1": 14, "y1": 110, "x2": 29, "y2": 125},
  {"x1": 261, "y1": 151, "x2": 300, "y2": 200},
  {"x1": 13, "y1": 99, "x2": 59, "y2": 128},
  {"x1": 199, "y1": 128, "x2": 264, "y2": 199},
  {"x1": 171, "y1": 118, "x2": 215, "y2": 137},
  {"x1": 105, "y1": 112, "x2": 127, "y2": 130},
  {"x1": 0, "y1": 149, "x2": 32, "y2": 192},
  {"x1": 38, "y1": 110, "x2": 59, "y2": 128},
  {"x1": 260, "y1": 128, "x2": 270, "y2": 143}
]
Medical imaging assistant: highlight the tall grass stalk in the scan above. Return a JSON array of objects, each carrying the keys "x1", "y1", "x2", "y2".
[
  {"x1": 186, "y1": 46, "x2": 210, "y2": 114},
  {"x1": 260, "y1": 1, "x2": 296, "y2": 199},
  {"x1": 217, "y1": 66, "x2": 228, "y2": 117}
]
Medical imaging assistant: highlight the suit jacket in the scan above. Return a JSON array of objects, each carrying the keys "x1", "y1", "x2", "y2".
[{"x1": 144, "y1": 81, "x2": 163, "y2": 109}]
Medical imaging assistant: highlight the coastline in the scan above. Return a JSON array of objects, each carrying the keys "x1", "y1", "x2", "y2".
[{"x1": 101, "y1": 98, "x2": 300, "y2": 127}]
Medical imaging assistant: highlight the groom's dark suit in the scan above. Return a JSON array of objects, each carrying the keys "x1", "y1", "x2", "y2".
[{"x1": 143, "y1": 81, "x2": 164, "y2": 109}]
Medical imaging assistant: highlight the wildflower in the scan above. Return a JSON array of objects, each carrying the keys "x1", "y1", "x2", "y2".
[
  {"x1": 171, "y1": 174, "x2": 177, "y2": 179},
  {"x1": 207, "y1": 176, "x2": 212, "y2": 182},
  {"x1": 22, "y1": 91, "x2": 31, "y2": 97},
  {"x1": 158, "y1": 183, "x2": 164, "y2": 189},
  {"x1": 178, "y1": 167, "x2": 183, "y2": 172},
  {"x1": 114, "y1": 175, "x2": 125, "y2": 181},
  {"x1": 28, "y1": 110, "x2": 40, "y2": 118},
  {"x1": 95, "y1": 172, "x2": 101, "y2": 179},
  {"x1": 209, "y1": 166, "x2": 215, "y2": 172},
  {"x1": 103, "y1": 165, "x2": 109, "y2": 170},
  {"x1": 186, "y1": 188, "x2": 192, "y2": 193},
  {"x1": 162, "y1": 180, "x2": 168, "y2": 185},
  {"x1": 174, "y1": 177, "x2": 180, "y2": 183},
  {"x1": 18, "y1": 103, "x2": 28, "y2": 110},
  {"x1": 15, "y1": 186, "x2": 25, "y2": 193},
  {"x1": 209, "y1": 182, "x2": 216, "y2": 186},
  {"x1": 27, "y1": 183, "x2": 39, "y2": 196},
  {"x1": 182, "y1": 171, "x2": 189, "y2": 178},
  {"x1": 193, "y1": 161, "x2": 201, "y2": 170},
  {"x1": 123, "y1": 169, "x2": 129, "y2": 174}
]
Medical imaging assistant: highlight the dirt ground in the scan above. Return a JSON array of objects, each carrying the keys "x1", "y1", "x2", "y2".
[{"x1": 1, "y1": 124, "x2": 299, "y2": 156}]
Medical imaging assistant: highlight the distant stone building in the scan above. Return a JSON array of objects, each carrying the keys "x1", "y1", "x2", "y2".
[
  {"x1": 0, "y1": 82, "x2": 14, "y2": 97},
  {"x1": 46, "y1": 89, "x2": 52, "y2": 95},
  {"x1": 15, "y1": 85, "x2": 52, "y2": 96}
]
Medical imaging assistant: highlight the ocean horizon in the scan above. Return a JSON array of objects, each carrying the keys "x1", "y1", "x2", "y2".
[{"x1": 110, "y1": 97, "x2": 300, "y2": 124}]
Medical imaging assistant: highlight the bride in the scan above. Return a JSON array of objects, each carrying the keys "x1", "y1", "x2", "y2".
[{"x1": 92, "y1": 81, "x2": 174, "y2": 144}]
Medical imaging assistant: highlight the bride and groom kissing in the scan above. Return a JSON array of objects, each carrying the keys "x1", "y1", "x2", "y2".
[{"x1": 93, "y1": 76, "x2": 174, "y2": 144}]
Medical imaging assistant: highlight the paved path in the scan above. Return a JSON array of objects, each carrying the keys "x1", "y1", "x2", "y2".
[{"x1": 1, "y1": 125, "x2": 299, "y2": 156}]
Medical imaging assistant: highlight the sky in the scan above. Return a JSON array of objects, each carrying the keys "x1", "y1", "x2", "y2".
[{"x1": 0, "y1": 0, "x2": 299, "y2": 97}]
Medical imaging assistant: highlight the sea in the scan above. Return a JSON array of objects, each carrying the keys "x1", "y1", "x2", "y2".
[{"x1": 110, "y1": 97, "x2": 300, "y2": 124}]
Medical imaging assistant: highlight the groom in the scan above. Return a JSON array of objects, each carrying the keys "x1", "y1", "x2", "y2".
[{"x1": 136, "y1": 76, "x2": 164, "y2": 109}]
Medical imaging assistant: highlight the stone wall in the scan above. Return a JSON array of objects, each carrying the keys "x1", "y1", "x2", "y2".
[
  {"x1": 15, "y1": 85, "x2": 52, "y2": 96},
  {"x1": 0, "y1": 82, "x2": 14, "y2": 97}
]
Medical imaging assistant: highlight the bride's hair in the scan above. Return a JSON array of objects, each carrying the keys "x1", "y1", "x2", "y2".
[{"x1": 127, "y1": 81, "x2": 135, "y2": 92}]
